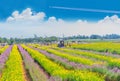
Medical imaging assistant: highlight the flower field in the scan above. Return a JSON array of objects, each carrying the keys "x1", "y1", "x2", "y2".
[{"x1": 0, "y1": 42, "x2": 120, "y2": 81}]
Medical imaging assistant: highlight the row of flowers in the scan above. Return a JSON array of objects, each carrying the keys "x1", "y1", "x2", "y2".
[
  {"x1": 0, "y1": 45, "x2": 26, "y2": 81},
  {"x1": 0, "y1": 45, "x2": 12, "y2": 74},
  {"x1": 22, "y1": 44, "x2": 104, "y2": 81},
  {"x1": 71, "y1": 42, "x2": 120, "y2": 54},
  {"x1": 18, "y1": 45, "x2": 48, "y2": 81},
  {"x1": 0, "y1": 45, "x2": 9, "y2": 54}
]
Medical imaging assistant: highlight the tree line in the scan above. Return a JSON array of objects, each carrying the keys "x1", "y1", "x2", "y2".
[
  {"x1": 0, "y1": 34, "x2": 120, "y2": 44},
  {"x1": 65, "y1": 34, "x2": 120, "y2": 39}
]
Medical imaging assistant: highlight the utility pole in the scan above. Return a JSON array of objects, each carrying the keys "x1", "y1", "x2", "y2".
[{"x1": 63, "y1": 34, "x2": 64, "y2": 41}]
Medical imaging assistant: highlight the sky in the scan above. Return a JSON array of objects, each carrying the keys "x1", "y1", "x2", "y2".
[{"x1": 0, "y1": 0, "x2": 120, "y2": 38}]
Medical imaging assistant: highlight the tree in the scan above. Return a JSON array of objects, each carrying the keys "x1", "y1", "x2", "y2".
[{"x1": 90, "y1": 35, "x2": 101, "y2": 39}]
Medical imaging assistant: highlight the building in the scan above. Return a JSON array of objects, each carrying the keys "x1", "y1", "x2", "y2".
[{"x1": 0, "y1": 43, "x2": 8, "y2": 46}]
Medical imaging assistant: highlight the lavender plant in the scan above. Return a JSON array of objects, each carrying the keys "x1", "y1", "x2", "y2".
[
  {"x1": 18, "y1": 45, "x2": 48, "y2": 81},
  {"x1": 0, "y1": 45, "x2": 12, "y2": 73}
]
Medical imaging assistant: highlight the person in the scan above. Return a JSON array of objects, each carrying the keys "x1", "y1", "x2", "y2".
[{"x1": 57, "y1": 40, "x2": 64, "y2": 47}]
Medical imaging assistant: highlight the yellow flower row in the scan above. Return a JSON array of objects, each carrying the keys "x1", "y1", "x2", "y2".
[
  {"x1": 45, "y1": 48, "x2": 95, "y2": 65},
  {"x1": 54, "y1": 47, "x2": 115, "y2": 62},
  {"x1": 22, "y1": 44, "x2": 105, "y2": 81},
  {"x1": 71, "y1": 42, "x2": 120, "y2": 54},
  {"x1": 32, "y1": 44, "x2": 120, "y2": 69},
  {"x1": 0, "y1": 45, "x2": 9, "y2": 54},
  {"x1": 0, "y1": 45, "x2": 26, "y2": 81},
  {"x1": 53, "y1": 47, "x2": 120, "y2": 68},
  {"x1": 34, "y1": 45, "x2": 102, "y2": 65}
]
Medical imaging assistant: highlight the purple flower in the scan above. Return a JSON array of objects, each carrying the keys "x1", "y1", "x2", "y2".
[{"x1": 0, "y1": 45, "x2": 12, "y2": 73}]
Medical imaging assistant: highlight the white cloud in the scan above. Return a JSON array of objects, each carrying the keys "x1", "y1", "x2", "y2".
[
  {"x1": 98, "y1": 15, "x2": 120, "y2": 24},
  {"x1": 0, "y1": 8, "x2": 120, "y2": 38},
  {"x1": 47, "y1": 16, "x2": 57, "y2": 23},
  {"x1": 7, "y1": 8, "x2": 46, "y2": 22}
]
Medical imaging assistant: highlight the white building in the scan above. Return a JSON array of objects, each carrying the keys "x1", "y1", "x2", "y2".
[{"x1": 0, "y1": 43, "x2": 8, "y2": 46}]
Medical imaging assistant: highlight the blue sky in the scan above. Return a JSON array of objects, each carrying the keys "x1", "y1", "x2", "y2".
[
  {"x1": 0, "y1": 0, "x2": 120, "y2": 38},
  {"x1": 0, "y1": 0, "x2": 120, "y2": 21}
]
